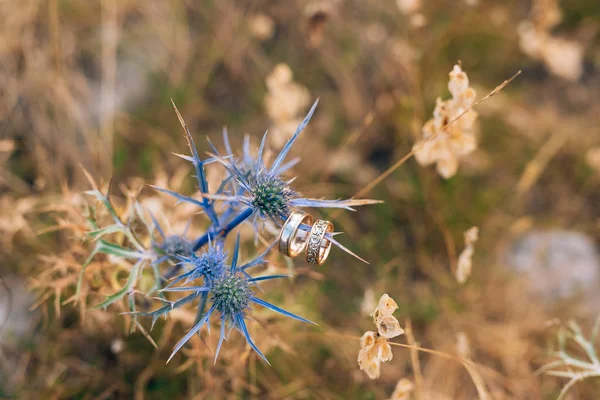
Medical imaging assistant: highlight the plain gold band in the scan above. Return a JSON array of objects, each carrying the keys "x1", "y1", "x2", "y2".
[
  {"x1": 278, "y1": 211, "x2": 314, "y2": 258},
  {"x1": 305, "y1": 219, "x2": 333, "y2": 266}
]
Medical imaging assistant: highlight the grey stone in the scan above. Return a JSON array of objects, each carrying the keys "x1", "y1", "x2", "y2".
[{"x1": 504, "y1": 230, "x2": 600, "y2": 300}]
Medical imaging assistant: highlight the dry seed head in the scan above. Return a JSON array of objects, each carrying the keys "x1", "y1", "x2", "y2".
[
  {"x1": 541, "y1": 37, "x2": 584, "y2": 81},
  {"x1": 396, "y1": 0, "x2": 421, "y2": 15},
  {"x1": 359, "y1": 294, "x2": 403, "y2": 379},
  {"x1": 376, "y1": 315, "x2": 405, "y2": 339},
  {"x1": 360, "y1": 330, "x2": 377, "y2": 351},
  {"x1": 456, "y1": 226, "x2": 479, "y2": 284},
  {"x1": 360, "y1": 359, "x2": 381, "y2": 379},
  {"x1": 448, "y1": 65, "x2": 470, "y2": 98},
  {"x1": 358, "y1": 335, "x2": 394, "y2": 379},
  {"x1": 517, "y1": 1, "x2": 584, "y2": 81},
  {"x1": 371, "y1": 293, "x2": 398, "y2": 322},
  {"x1": 413, "y1": 65, "x2": 479, "y2": 178},
  {"x1": 586, "y1": 147, "x2": 600, "y2": 173},
  {"x1": 360, "y1": 287, "x2": 377, "y2": 316},
  {"x1": 387, "y1": 378, "x2": 415, "y2": 400},
  {"x1": 464, "y1": 226, "x2": 479, "y2": 245},
  {"x1": 264, "y1": 64, "x2": 311, "y2": 147},
  {"x1": 376, "y1": 339, "x2": 393, "y2": 362},
  {"x1": 248, "y1": 14, "x2": 275, "y2": 41},
  {"x1": 456, "y1": 331, "x2": 472, "y2": 359},
  {"x1": 377, "y1": 293, "x2": 399, "y2": 315}
]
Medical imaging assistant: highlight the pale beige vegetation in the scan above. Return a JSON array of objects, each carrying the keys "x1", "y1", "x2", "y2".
[{"x1": 1, "y1": 0, "x2": 600, "y2": 399}]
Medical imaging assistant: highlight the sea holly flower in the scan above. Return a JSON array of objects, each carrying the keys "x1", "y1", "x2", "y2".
[
  {"x1": 152, "y1": 99, "x2": 381, "y2": 260},
  {"x1": 167, "y1": 243, "x2": 228, "y2": 288},
  {"x1": 161, "y1": 235, "x2": 192, "y2": 258},
  {"x1": 149, "y1": 213, "x2": 193, "y2": 262},
  {"x1": 208, "y1": 100, "x2": 381, "y2": 225},
  {"x1": 209, "y1": 130, "x2": 300, "y2": 200},
  {"x1": 145, "y1": 236, "x2": 315, "y2": 364}
]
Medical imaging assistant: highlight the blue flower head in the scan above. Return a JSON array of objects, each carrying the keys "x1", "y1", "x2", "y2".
[
  {"x1": 211, "y1": 272, "x2": 252, "y2": 317},
  {"x1": 186, "y1": 244, "x2": 228, "y2": 284},
  {"x1": 150, "y1": 99, "x2": 380, "y2": 261},
  {"x1": 134, "y1": 242, "x2": 229, "y2": 329},
  {"x1": 149, "y1": 212, "x2": 193, "y2": 260},
  {"x1": 204, "y1": 100, "x2": 381, "y2": 231},
  {"x1": 162, "y1": 235, "x2": 192, "y2": 258},
  {"x1": 164, "y1": 243, "x2": 228, "y2": 289},
  {"x1": 155, "y1": 99, "x2": 379, "y2": 226},
  {"x1": 162, "y1": 236, "x2": 315, "y2": 365},
  {"x1": 248, "y1": 174, "x2": 295, "y2": 221}
]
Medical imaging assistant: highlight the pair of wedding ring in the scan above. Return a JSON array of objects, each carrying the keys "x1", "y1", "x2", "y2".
[{"x1": 278, "y1": 211, "x2": 333, "y2": 266}]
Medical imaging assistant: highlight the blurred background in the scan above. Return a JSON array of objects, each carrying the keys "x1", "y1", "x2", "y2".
[{"x1": 1, "y1": 0, "x2": 600, "y2": 399}]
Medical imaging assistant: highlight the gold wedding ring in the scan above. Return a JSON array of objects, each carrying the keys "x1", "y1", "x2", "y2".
[
  {"x1": 305, "y1": 219, "x2": 333, "y2": 266},
  {"x1": 278, "y1": 211, "x2": 314, "y2": 258}
]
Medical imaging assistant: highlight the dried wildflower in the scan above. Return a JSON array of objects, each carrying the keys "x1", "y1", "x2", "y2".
[
  {"x1": 248, "y1": 14, "x2": 275, "y2": 41},
  {"x1": 360, "y1": 330, "x2": 378, "y2": 350},
  {"x1": 371, "y1": 293, "x2": 398, "y2": 325},
  {"x1": 370, "y1": 294, "x2": 403, "y2": 338},
  {"x1": 304, "y1": 0, "x2": 337, "y2": 47},
  {"x1": 586, "y1": 147, "x2": 600, "y2": 174},
  {"x1": 360, "y1": 287, "x2": 377, "y2": 316},
  {"x1": 456, "y1": 331, "x2": 472, "y2": 359},
  {"x1": 541, "y1": 37, "x2": 584, "y2": 81},
  {"x1": 386, "y1": 378, "x2": 415, "y2": 400},
  {"x1": 358, "y1": 331, "x2": 394, "y2": 379},
  {"x1": 264, "y1": 64, "x2": 311, "y2": 148},
  {"x1": 372, "y1": 293, "x2": 399, "y2": 319},
  {"x1": 413, "y1": 65, "x2": 478, "y2": 178},
  {"x1": 409, "y1": 14, "x2": 427, "y2": 28},
  {"x1": 377, "y1": 315, "x2": 405, "y2": 339},
  {"x1": 396, "y1": 0, "x2": 421, "y2": 15},
  {"x1": 517, "y1": 0, "x2": 584, "y2": 81},
  {"x1": 456, "y1": 226, "x2": 479, "y2": 284},
  {"x1": 359, "y1": 294, "x2": 403, "y2": 379},
  {"x1": 0, "y1": 196, "x2": 36, "y2": 251}
]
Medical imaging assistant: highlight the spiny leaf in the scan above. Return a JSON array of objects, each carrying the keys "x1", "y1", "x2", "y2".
[{"x1": 94, "y1": 260, "x2": 144, "y2": 309}]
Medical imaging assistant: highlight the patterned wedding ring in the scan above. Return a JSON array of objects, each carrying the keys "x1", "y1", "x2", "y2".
[{"x1": 305, "y1": 219, "x2": 334, "y2": 266}]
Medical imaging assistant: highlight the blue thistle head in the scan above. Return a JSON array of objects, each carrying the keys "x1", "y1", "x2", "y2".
[
  {"x1": 211, "y1": 272, "x2": 252, "y2": 318},
  {"x1": 161, "y1": 243, "x2": 228, "y2": 291},
  {"x1": 188, "y1": 244, "x2": 228, "y2": 284},
  {"x1": 164, "y1": 236, "x2": 316, "y2": 365},
  {"x1": 151, "y1": 98, "x2": 380, "y2": 261},
  {"x1": 162, "y1": 235, "x2": 192, "y2": 258},
  {"x1": 248, "y1": 174, "x2": 295, "y2": 222}
]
